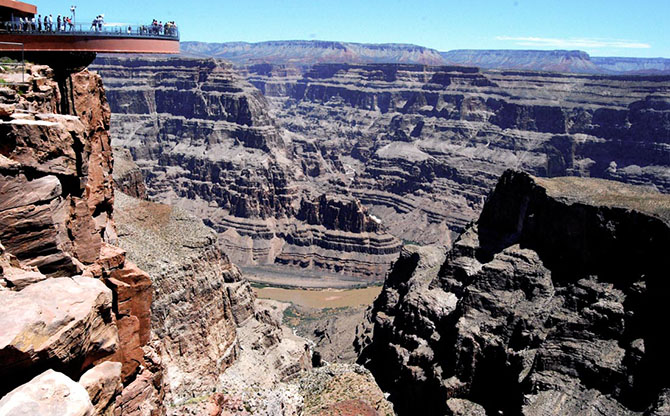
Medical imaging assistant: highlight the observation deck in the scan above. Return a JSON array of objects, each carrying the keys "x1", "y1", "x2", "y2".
[{"x1": 0, "y1": 0, "x2": 179, "y2": 54}]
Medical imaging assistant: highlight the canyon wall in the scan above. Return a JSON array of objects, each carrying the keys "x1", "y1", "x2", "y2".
[
  {"x1": 246, "y1": 63, "x2": 670, "y2": 245},
  {"x1": 91, "y1": 57, "x2": 402, "y2": 281},
  {"x1": 93, "y1": 57, "x2": 670, "y2": 281},
  {"x1": 0, "y1": 65, "x2": 161, "y2": 414},
  {"x1": 110, "y1": 154, "x2": 391, "y2": 415},
  {"x1": 356, "y1": 170, "x2": 670, "y2": 415}
]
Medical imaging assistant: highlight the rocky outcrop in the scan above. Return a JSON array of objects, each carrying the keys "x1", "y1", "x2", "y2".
[
  {"x1": 357, "y1": 170, "x2": 670, "y2": 415},
  {"x1": 0, "y1": 276, "x2": 117, "y2": 395},
  {"x1": 296, "y1": 364, "x2": 394, "y2": 416},
  {"x1": 0, "y1": 66, "x2": 114, "y2": 275},
  {"x1": 112, "y1": 147, "x2": 147, "y2": 199},
  {"x1": 92, "y1": 57, "x2": 401, "y2": 281},
  {"x1": 0, "y1": 370, "x2": 95, "y2": 416},
  {"x1": 297, "y1": 194, "x2": 381, "y2": 233},
  {"x1": 113, "y1": 191, "x2": 253, "y2": 403},
  {"x1": 79, "y1": 361, "x2": 123, "y2": 415},
  {"x1": 0, "y1": 65, "x2": 159, "y2": 413}
]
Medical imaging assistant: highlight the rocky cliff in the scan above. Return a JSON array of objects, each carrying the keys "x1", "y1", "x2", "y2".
[
  {"x1": 91, "y1": 57, "x2": 402, "y2": 281},
  {"x1": 357, "y1": 170, "x2": 670, "y2": 415},
  {"x1": 113, "y1": 192, "x2": 254, "y2": 405},
  {"x1": 246, "y1": 63, "x2": 670, "y2": 245},
  {"x1": 113, "y1": 146, "x2": 147, "y2": 199},
  {"x1": 0, "y1": 64, "x2": 160, "y2": 414}
]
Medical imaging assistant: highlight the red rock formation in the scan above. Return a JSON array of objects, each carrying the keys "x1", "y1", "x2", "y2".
[{"x1": 0, "y1": 64, "x2": 160, "y2": 412}]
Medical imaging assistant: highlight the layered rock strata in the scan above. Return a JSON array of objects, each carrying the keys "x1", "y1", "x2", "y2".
[
  {"x1": 0, "y1": 65, "x2": 159, "y2": 413},
  {"x1": 357, "y1": 170, "x2": 670, "y2": 415},
  {"x1": 94, "y1": 58, "x2": 670, "y2": 256},
  {"x1": 92, "y1": 57, "x2": 401, "y2": 281},
  {"x1": 246, "y1": 63, "x2": 670, "y2": 245}
]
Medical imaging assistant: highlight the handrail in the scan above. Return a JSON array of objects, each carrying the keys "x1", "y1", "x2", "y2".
[{"x1": 0, "y1": 21, "x2": 179, "y2": 40}]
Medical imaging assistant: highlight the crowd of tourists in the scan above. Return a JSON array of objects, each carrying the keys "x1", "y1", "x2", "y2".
[
  {"x1": 2, "y1": 12, "x2": 177, "y2": 37},
  {"x1": 138, "y1": 20, "x2": 178, "y2": 36},
  {"x1": 90, "y1": 15, "x2": 104, "y2": 32},
  {"x1": 3, "y1": 13, "x2": 75, "y2": 32}
]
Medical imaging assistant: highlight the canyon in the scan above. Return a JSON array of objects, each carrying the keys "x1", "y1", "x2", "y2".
[
  {"x1": 0, "y1": 62, "x2": 392, "y2": 415},
  {"x1": 2, "y1": 41, "x2": 669, "y2": 415},
  {"x1": 92, "y1": 57, "x2": 670, "y2": 284},
  {"x1": 91, "y1": 57, "x2": 402, "y2": 282}
]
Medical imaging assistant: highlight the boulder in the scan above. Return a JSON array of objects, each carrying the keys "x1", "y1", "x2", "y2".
[
  {"x1": 0, "y1": 369, "x2": 94, "y2": 416},
  {"x1": 0, "y1": 276, "x2": 118, "y2": 395},
  {"x1": 78, "y1": 361, "x2": 122, "y2": 415},
  {"x1": 0, "y1": 245, "x2": 47, "y2": 290},
  {"x1": 111, "y1": 369, "x2": 162, "y2": 416}
]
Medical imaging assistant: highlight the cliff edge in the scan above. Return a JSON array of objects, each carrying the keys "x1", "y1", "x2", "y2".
[
  {"x1": 0, "y1": 65, "x2": 161, "y2": 414},
  {"x1": 357, "y1": 170, "x2": 670, "y2": 415}
]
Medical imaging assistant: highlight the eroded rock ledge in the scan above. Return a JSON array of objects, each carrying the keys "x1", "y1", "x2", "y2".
[
  {"x1": 0, "y1": 64, "x2": 158, "y2": 414},
  {"x1": 357, "y1": 170, "x2": 670, "y2": 415}
]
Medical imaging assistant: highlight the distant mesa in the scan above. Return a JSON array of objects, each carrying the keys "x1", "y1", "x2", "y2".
[
  {"x1": 180, "y1": 40, "x2": 446, "y2": 66},
  {"x1": 442, "y1": 49, "x2": 670, "y2": 75},
  {"x1": 181, "y1": 40, "x2": 670, "y2": 75},
  {"x1": 440, "y1": 49, "x2": 601, "y2": 73}
]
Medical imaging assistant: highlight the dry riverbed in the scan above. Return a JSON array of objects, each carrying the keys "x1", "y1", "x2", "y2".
[{"x1": 254, "y1": 285, "x2": 382, "y2": 309}]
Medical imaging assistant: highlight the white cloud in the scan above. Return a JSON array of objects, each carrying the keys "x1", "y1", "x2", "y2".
[{"x1": 495, "y1": 36, "x2": 651, "y2": 49}]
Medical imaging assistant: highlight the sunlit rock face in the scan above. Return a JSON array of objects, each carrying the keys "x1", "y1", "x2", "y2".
[
  {"x1": 0, "y1": 65, "x2": 161, "y2": 414},
  {"x1": 113, "y1": 192, "x2": 251, "y2": 403},
  {"x1": 357, "y1": 170, "x2": 670, "y2": 416}
]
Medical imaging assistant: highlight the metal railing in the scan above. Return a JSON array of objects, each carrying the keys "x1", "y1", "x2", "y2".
[{"x1": 0, "y1": 21, "x2": 179, "y2": 40}]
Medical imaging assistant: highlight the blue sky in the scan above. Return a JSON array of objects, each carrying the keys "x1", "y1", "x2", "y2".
[{"x1": 35, "y1": 0, "x2": 669, "y2": 57}]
